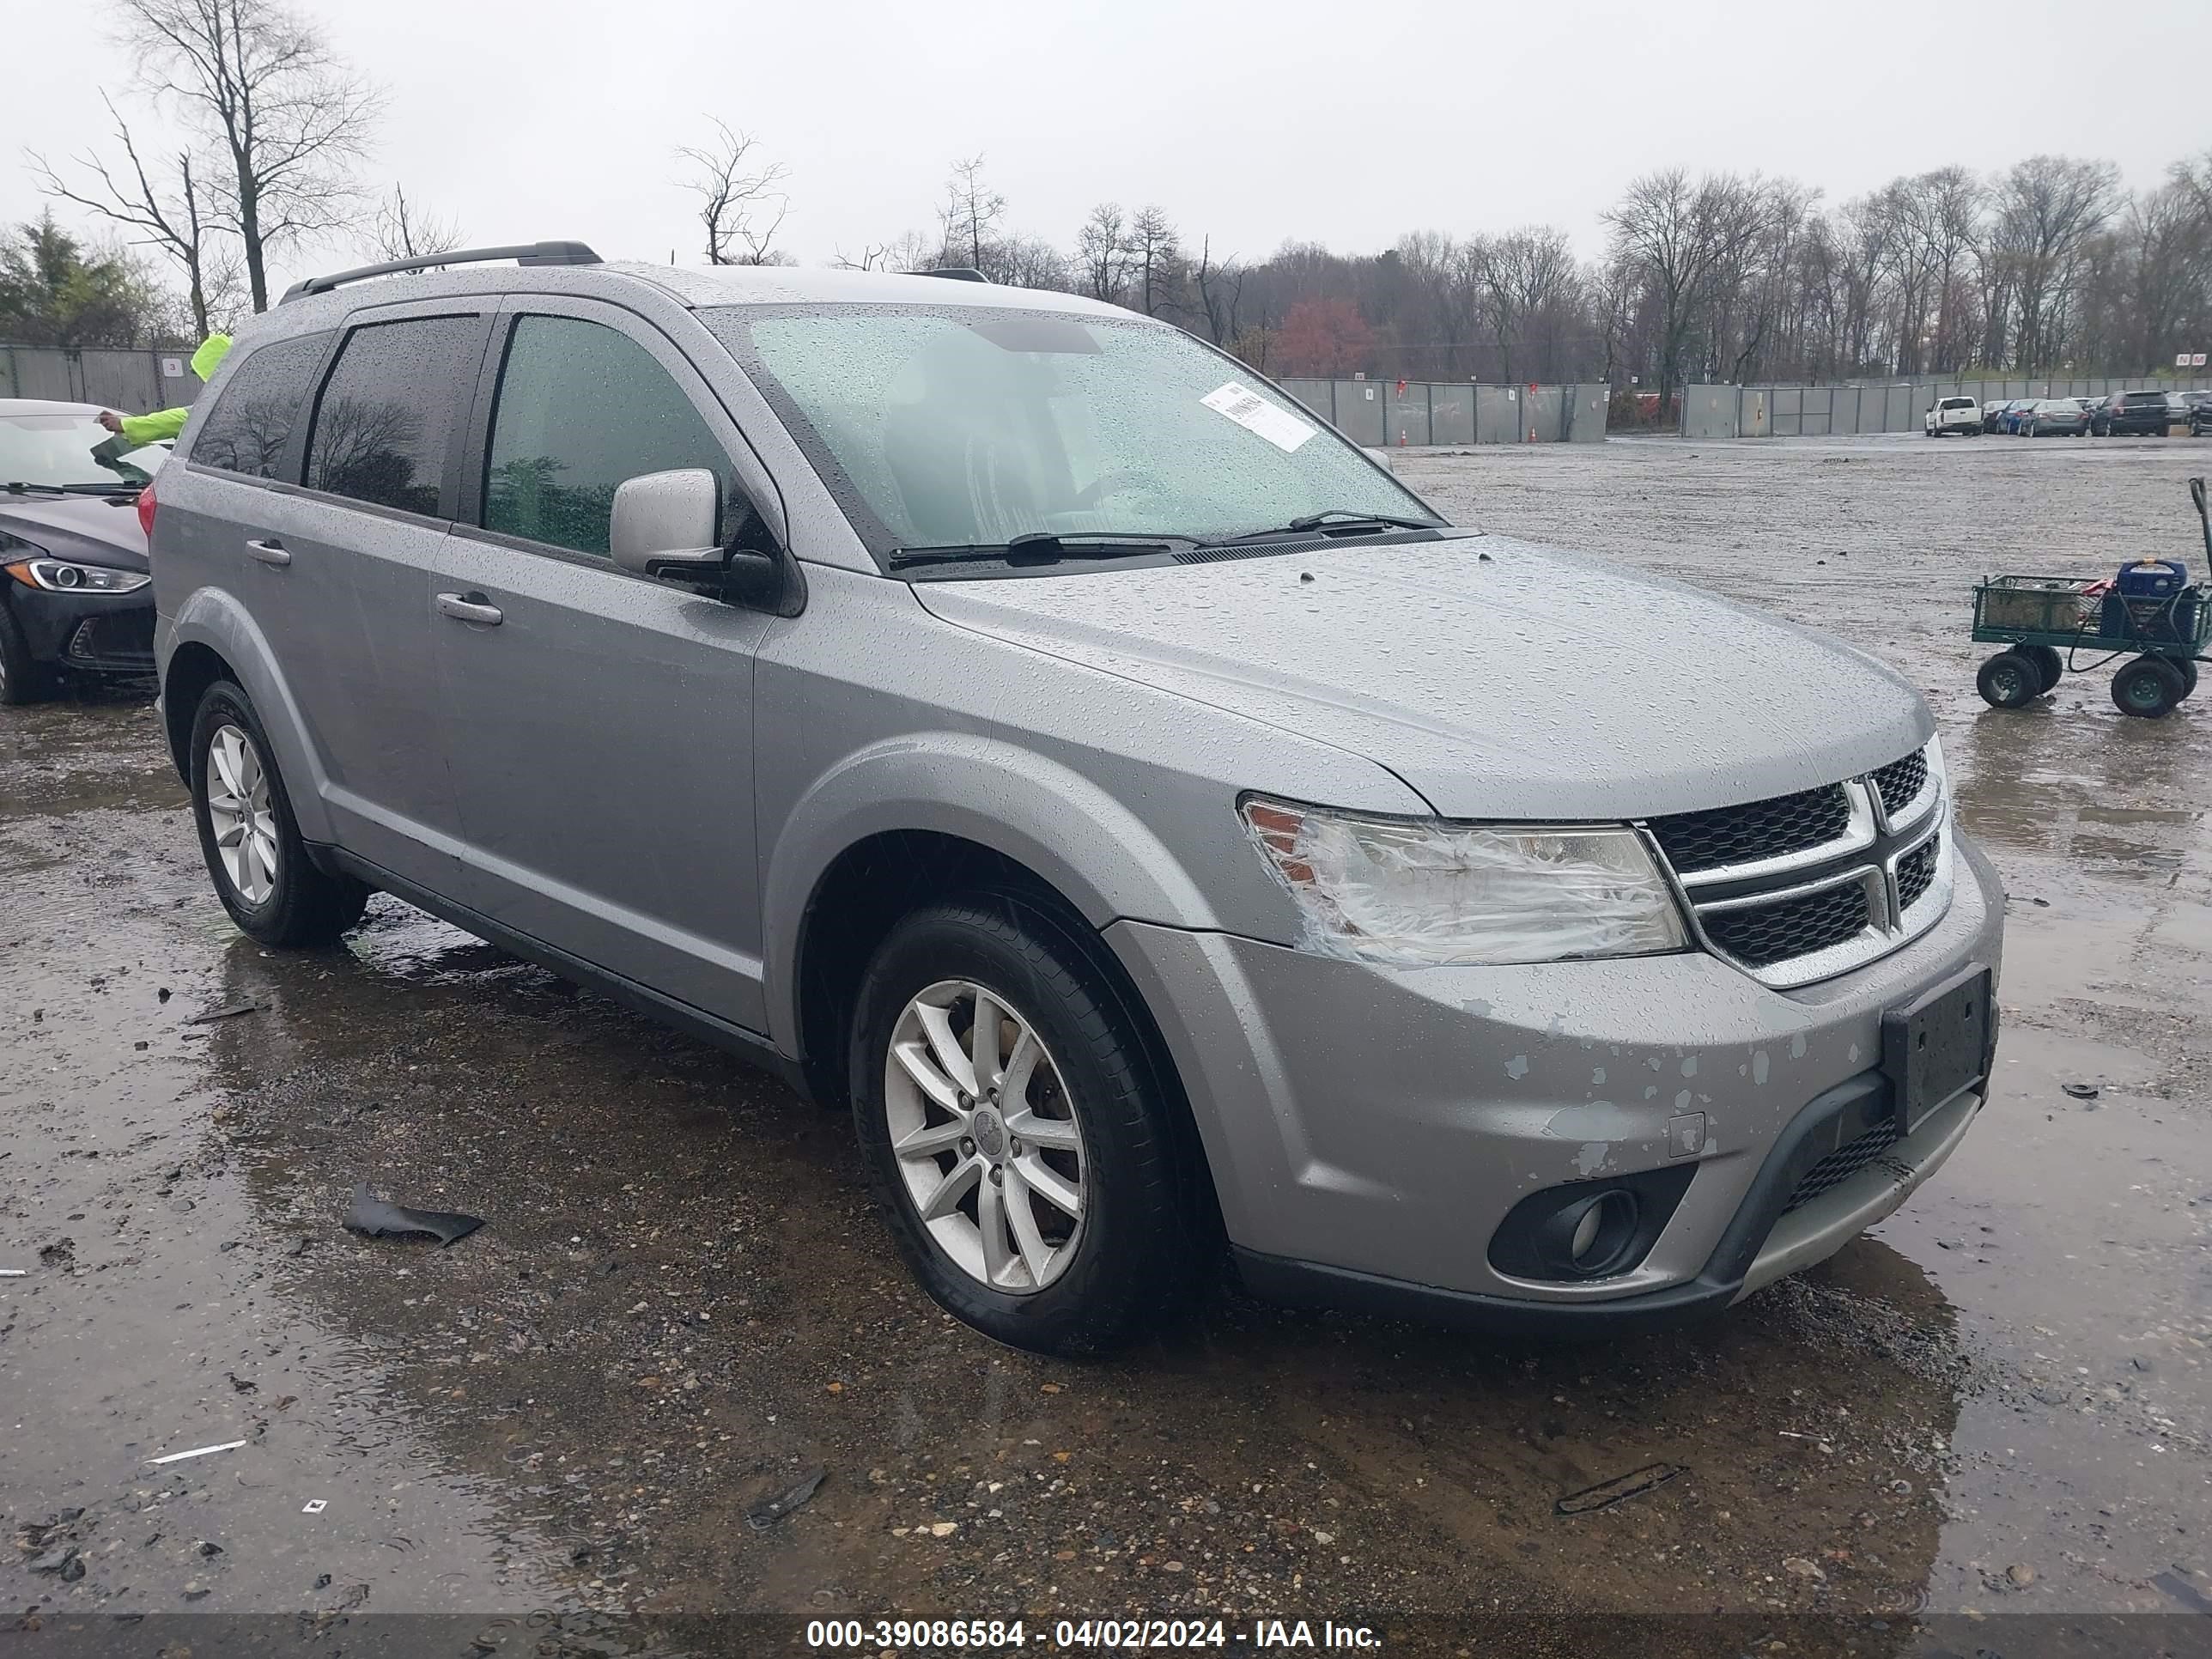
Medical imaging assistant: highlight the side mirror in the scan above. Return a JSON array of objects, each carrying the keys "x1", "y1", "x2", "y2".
[
  {"x1": 1362, "y1": 446, "x2": 1396, "y2": 473},
  {"x1": 611, "y1": 468, "x2": 724, "y2": 581}
]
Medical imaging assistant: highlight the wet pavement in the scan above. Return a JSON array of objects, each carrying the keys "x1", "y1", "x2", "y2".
[{"x1": 6, "y1": 433, "x2": 2212, "y2": 1653}]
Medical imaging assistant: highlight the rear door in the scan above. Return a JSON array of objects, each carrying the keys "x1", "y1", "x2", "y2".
[
  {"x1": 274, "y1": 302, "x2": 495, "y2": 884},
  {"x1": 429, "y1": 296, "x2": 786, "y2": 1031}
]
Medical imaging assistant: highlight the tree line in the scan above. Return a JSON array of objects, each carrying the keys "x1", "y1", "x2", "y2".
[{"x1": 10, "y1": 3, "x2": 2209, "y2": 398}]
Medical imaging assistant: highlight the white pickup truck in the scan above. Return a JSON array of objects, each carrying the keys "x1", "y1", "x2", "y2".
[{"x1": 1924, "y1": 395, "x2": 1981, "y2": 436}]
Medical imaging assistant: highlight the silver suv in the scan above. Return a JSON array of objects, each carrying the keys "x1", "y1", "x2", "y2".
[{"x1": 149, "y1": 244, "x2": 2003, "y2": 1353}]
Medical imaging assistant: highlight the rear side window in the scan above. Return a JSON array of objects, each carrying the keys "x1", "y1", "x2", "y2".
[
  {"x1": 189, "y1": 333, "x2": 328, "y2": 478},
  {"x1": 480, "y1": 315, "x2": 734, "y2": 557},
  {"x1": 304, "y1": 315, "x2": 482, "y2": 516},
  {"x1": 1940, "y1": 398, "x2": 1972, "y2": 410}
]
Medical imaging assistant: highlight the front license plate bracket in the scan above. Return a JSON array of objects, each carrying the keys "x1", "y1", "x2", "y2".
[{"x1": 1882, "y1": 965, "x2": 1993, "y2": 1135}]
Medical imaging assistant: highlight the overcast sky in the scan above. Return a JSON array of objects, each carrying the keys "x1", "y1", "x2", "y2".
[{"x1": 9, "y1": 0, "x2": 2211, "y2": 295}]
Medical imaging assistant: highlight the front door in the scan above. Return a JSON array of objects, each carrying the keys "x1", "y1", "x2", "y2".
[{"x1": 430, "y1": 300, "x2": 781, "y2": 1032}]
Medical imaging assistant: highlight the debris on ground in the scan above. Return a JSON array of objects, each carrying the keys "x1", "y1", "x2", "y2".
[
  {"x1": 746, "y1": 1467, "x2": 827, "y2": 1530},
  {"x1": 2063, "y1": 1082, "x2": 2100, "y2": 1099},
  {"x1": 185, "y1": 1000, "x2": 263, "y2": 1025},
  {"x1": 1554, "y1": 1462, "x2": 1687, "y2": 1516},
  {"x1": 146, "y1": 1438, "x2": 247, "y2": 1466},
  {"x1": 344, "y1": 1182, "x2": 484, "y2": 1247}
]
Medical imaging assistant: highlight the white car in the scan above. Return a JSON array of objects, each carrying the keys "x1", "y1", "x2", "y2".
[{"x1": 1924, "y1": 396, "x2": 1981, "y2": 436}]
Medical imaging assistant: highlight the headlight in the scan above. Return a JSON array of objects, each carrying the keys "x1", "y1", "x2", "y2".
[
  {"x1": 1241, "y1": 797, "x2": 1688, "y2": 968},
  {"x1": 3, "y1": 556, "x2": 150, "y2": 594}
]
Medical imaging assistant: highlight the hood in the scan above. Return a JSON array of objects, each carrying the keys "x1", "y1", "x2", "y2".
[
  {"x1": 0, "y1": 493, "x2": 150, "y2": 572},
  {"x1": 911, "y1": 533, "x2": 1931, "y2": 821}
]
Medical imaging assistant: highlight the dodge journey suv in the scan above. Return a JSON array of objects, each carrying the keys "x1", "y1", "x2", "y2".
[{"x1": 150, "y1": 243, "x2": 2003, "y2": 1353}]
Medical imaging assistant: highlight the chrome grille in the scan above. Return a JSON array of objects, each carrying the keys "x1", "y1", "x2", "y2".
[
  {"x1": 1781, "y1": 1115, "x2": 1903, "y2": 1214},
  {"x1": 1647, "y1": 744, "x2": 1949, "y2": 989},
  {"x1": 1702, "y1": 880, "x2": 1871, "y2": 969},
  {"x1": 1871, "y1": 750, "x2": 1929, "y2": 817},
  {"x1": 1897, "y1": 830, "x2": 1942, "y2": 912},
  {"x1": 1649, "y1": 784, "x2": 1850, "y2": 875}
]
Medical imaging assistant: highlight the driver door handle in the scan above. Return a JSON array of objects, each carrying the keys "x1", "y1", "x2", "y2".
[
  {"x1": 435, "y1": 592, "x2": 503, "y2": 626},
  {"x1": 246, "y1": 538, "x2": 291, "y2": 567}
]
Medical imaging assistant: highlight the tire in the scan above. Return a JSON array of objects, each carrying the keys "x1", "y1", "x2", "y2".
[
  {"x1": 848, "y1": 895, "x2": 1200, "y2": 1355},
  {"x1": 2021, "y1": 644, "x2": 2064, "y2": 693},
  {"x1": 2110, "y1": 656, "x2": 2185, "y2": 719},
  {"x1": 0, "y1": 599, "x2": 58, "y2": 706},
  {"x1": 2177, "y1": 658, "x2": 2200, "y2": 699},
  {"x1": 188, "y1": 680, "x2": 372, "y2": 945},
  {"x1": 1978, "y1": 651, "x2": 2041, "y2": 709}
]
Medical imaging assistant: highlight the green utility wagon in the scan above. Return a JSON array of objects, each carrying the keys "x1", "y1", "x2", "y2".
[{"x1": 1972, "y1": 477, "x2": 2212, "y2": 719}]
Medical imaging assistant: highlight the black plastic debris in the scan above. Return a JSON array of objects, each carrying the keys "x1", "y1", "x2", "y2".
[
  {"x1": 344, "y1": 1182, "x2": 484, "y2": 1247},
  {"x1": 185, "y1": 1000, "x2": 262, "y2": 1026},
  {"x1": 2062, "y1": 1082, "x2": 2100, "y2": 1100},
  {"x1": 747, "y1": 1467, "x2": 827, "y2": 1530},
  {"x1": 1554, "y1": 1462, "x2": 1686, "y2": 1516}
]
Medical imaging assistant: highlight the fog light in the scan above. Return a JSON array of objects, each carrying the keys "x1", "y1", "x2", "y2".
[
  {"x1": 1570, "y1": 1203, "x2": 1605, "y2": 1263},
  {"x1": 1487, "y1": 1165, "x2": 1694, "y2": 1285},
  {"x1": 1542, "y1": 1189, "x2": 1640, "y2": 1277}
]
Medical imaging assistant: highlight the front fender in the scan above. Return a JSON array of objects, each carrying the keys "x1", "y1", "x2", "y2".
[
  {"x1": 759, "y1": 732, "x2": 1224, "y2": 1054},
  {"x1": 161, "y1": 586, "x2": 335, "y2": 845}
]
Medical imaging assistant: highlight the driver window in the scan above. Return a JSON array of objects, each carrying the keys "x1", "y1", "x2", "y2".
[{"x1": 482, "y1": 315, "x2": 749, "y2": 557}]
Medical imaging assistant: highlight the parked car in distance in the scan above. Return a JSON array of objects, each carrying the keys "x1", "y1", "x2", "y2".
[
  {"x1": 150, "y1": 244, "x2": 2005, "y2": 1354},
  {"x1": 2172, "y1": 389, "x2": 2212, "y2": 434},
  {"x1": 1982, "y1": 398, "x2": 2026, "y2": 434},
  {"x1": 0, "y1": 398, "x2": 163, "y2": 704},
  {"x1": 1923, "y1": 396, "x2": 1980, "y2": 436},
  {"x1": 2091, "y1": 389, "x2": 2172, "y2": 436},
  {"x1": 2022, "y1": 398, "x2": 2090, "y2": 436}
]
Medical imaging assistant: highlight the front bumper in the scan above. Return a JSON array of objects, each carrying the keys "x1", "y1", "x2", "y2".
[
  {"x1": 1105, "y1": 830, "x2": 2004, "y2": 1328},
  {"x1": 3, "y1": 584, "x2": 155, "y2": 673}
]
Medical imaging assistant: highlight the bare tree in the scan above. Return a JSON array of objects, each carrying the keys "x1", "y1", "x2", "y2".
[
  {"x1": 30, "y1": 90, "x2": 232, "y2": 337},
  {"x1": 1603, "y1": 169, "x2": 1778, "y2": 400},
  {"x1": 370, "y1": 183, "x2": 461, "y2": 262},
  {"x1": 1078, "y1": 203, "x2": 1132, "y2": 305},
  {"x1": 675, "y1": 118, "x2": 790, "y2": 266},
  {"x1": 1193, "y1": 235, "x2": 1246, "y2": 346},
  {"x1": 1127, "y1": 205, "x2": 1181, "y2": 317},
  {"x1": 1987, "y1": 155, "x2": 2118, "y2": 373},
  {"x1": 121, "y1": 0, "x2": 382, "y2": 313},
  {"x1": 939, "y1": 155, "x2": 1006, "y2": 272}
]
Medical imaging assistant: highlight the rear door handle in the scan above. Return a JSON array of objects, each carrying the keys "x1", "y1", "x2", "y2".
[
  {"x1": 246, "y1": 538, "x2": 291, "y2": 567},
  {"x1": 435, "y1": 592, "x2": 503, "y2": 626}
]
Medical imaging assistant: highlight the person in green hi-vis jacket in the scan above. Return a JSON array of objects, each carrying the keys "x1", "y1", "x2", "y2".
[{"x1": 97, "y1": 334, "x2": 233, "y2": 446}]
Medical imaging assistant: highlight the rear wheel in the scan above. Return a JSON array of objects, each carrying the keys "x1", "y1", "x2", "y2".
[
  {"x1": 188, "y1": 680, "x2": 372, "y2": 945},
  {"x1": 2177, "y1": 658, "x2": 2200, "y2": 699},
  {"x1": 0, "y1": 600, "x2": 58, "y2": 706},
  {"x1": 2021, "y1": 644, "x2": 2064, "y2": 693},
  {"x1": 1978, "y1": 651, "x2": 2041, "y2": 709},
  {"x1": 849, "y1": 896, "x2": 1200, "y2": 1354},
  {"x1": 2111, "y1": 656, "x2": 2185, "y2": 719}
]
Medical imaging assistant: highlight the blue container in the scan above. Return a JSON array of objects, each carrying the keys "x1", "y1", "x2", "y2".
[{"x1": 2117, "y1": 558, "x2": 2188, "y2": 599}]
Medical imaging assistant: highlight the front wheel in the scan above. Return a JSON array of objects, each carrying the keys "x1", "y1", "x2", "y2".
[
  {"x1": 2177, "y1": 658, "x2": 2200, "y2": 699},
  {"x1": 2111, "y1": 656, "x2": 2185, "y2": 719},
  {"x1": 0, "y1": 600, "x2": 58, "y2": 706},
  {"x1": 189, "y1": 680, "x2": 372, "y2": 945},
  {"x1": 849, "y1": 896, "x2": 1200, "y2": 1355}
]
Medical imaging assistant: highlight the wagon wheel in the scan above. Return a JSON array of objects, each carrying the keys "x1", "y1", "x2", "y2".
[
  {"x1": 2177, "y1": 659, "x2": 2200, "y2": 699},
  {"x1": 1977, "y1": 651, "x2": 2040, "y2": 709},
  {"x1": 2021, "y1": 644, "x2": 2064, "y2": 693},
  {"x1": 2111, "y1": 656, "x2": 2185, "y2": 719}
]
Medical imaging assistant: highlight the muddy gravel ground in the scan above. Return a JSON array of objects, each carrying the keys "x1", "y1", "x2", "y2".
[{"x1": 6, "y1": 432, "x2": 2212, "y2": 1656}]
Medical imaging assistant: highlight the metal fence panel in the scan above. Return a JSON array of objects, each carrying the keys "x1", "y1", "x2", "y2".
[
  {"x1": 1278, "y1": 379, "x2": 1333, "y2": 422},
  {"x1": 1524, "y1": 386, "x2": 1565, "y2": 441},
  {"x1": 1430, "y1": 386, "x2": 1474, "y2": 444},
  {"x1": 1887, "y1": 384, "x2": 1914, "y2": 431},
  {"x1": 1565, "y1": 384, "x2": 1608, "y2": 441},
  {"x1": 1474, "y1": 385, "x2": 1523, "y2": 443},
  {"x1": 1386, "y1": 384, "x2": 1431, "y2": 446},
  {"x1": 1769, "y1": 385, "x2": 1801, "y2": 436},
  {"x1": 1330, "y1": 380, "x2": 1388, "y2": 446}
]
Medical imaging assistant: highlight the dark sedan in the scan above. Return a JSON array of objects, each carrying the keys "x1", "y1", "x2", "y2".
[
  {"x1": 0, "y1": 399, "x2": 161, "y2": 703},
  {"x1": 2021, "y1": 398, "x2": 2090, "y2": 435},
  {"x1": 2174, "y1": 390, "x2": 2212, "y2": 434}
]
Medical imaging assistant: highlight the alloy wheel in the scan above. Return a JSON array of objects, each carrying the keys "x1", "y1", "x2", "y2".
[
  {"x1": 205, "y1": 723, "x2": 278, "y2": 904},
  {"x1": 883, "y1": 977, "x2": 1088, "y2": 1293}
]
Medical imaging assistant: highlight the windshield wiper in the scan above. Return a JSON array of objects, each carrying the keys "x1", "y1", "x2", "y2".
[
  {"x1": 888, "y1": 532, "x2": 1196, "y2": 572},
  {"x1": 3, "y1": 481, "x2": 69, "y2": 496},
  {"x1": 1, "y1": 480, "x2": 138, "y2": 497},
  {"x1": 1211, "y1": 509, "x2": 1441, "y2": 544}
]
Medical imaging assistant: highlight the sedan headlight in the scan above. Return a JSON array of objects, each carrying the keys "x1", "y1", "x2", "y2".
[
  {"x1": 3, "y1": 556, "x2": 150, "y2": 594},
  {"x1": 1241, "y1": 797, "x2": 1688, "y2": 968}
]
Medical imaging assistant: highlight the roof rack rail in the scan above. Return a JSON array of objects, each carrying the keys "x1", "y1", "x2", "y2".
[
  {"x1": 913, "y1": 266, "x2": 988, "y2": 283},
  {"x1": 280, "y1": 241, "x2": 604, "y2": 303}
]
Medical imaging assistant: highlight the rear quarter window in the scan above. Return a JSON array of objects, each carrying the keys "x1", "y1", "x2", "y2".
[{"x1": 186, "y1": 332, "x2": 331, "y2": 479}]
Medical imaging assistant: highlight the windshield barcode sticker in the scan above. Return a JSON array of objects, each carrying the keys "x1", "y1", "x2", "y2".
[{"x1": 1201, "y1": 382, "x2": 1316, "y2": 453}]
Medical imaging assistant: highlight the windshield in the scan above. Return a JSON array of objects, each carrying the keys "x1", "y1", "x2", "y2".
[
  {"x1": 702, "y1": 304, "x2": 1440, "y2": 559},
  {"x1": 0, "y1": 410, "x2": 165, "y2": 489}
]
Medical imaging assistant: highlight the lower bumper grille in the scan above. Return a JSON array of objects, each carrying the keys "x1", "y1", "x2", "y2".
[
  {"x1": 1781, "y1": 1113, "x2": 1902, "y2": 1214},
  {"x1": 66, "y1": 610, "x2": 155, "y2": 666}
]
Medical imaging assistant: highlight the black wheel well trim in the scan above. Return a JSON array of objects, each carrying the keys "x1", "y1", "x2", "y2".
[{"x1": 161, "y1": 639, "x2": 238, "y2": 782}]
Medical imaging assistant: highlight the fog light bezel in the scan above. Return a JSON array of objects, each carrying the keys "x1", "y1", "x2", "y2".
[{"x1": 1486, "y1": 1164, "x2": 1698, "y2": 1284}]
